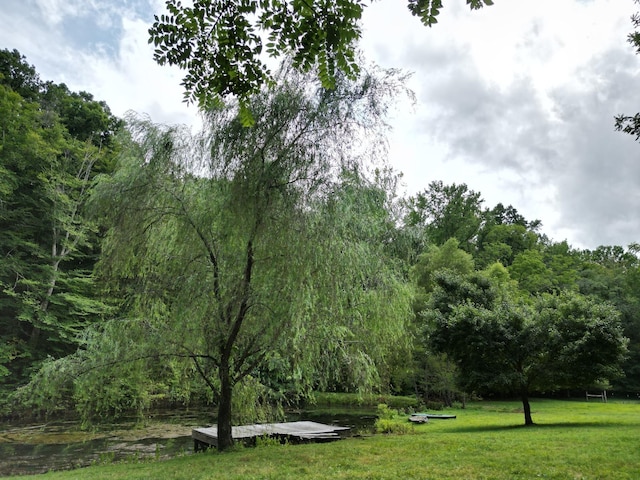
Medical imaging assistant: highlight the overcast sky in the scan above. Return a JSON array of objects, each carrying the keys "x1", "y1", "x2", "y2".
[{"x1": 1, "y1": 0, "x2": 639, "y2": 249}]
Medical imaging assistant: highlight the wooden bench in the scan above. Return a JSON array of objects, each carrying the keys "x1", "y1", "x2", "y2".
[{"x1": 585, "y1": 391, "x2": 607, "y2": 403}]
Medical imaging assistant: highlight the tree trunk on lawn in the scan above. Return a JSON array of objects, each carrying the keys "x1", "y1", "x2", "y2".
[
  {"x1": 521, "y1": 392, "x2": 534, "y2": 426},
  {"x1": 217, "y1": 359, "x2": 233, "y2": 451}
]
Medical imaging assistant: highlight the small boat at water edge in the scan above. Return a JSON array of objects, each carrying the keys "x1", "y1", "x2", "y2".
[{"x1": 408, "y1": 413, "x2": 457, "y2": 423}]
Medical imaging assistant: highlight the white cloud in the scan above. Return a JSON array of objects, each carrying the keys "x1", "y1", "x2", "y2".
[
  {"x1": 0, "y1": 0, "x2": 198, "y2": 127},
  {"x1": 77, "y1": 16, "x2": 198, "y2": 126},
  {"x1": 1, "y1": 0, "x2": 639, "y2": 249},
  {"x1": 33, "y1": 0, "x2": 143, "y2": 28},
  {"x1": 34, "y1": 0, "x2": 87, "y2": 25},
  {"x1": 361, "y1": 0, "x2": 640, "y2": 249}
]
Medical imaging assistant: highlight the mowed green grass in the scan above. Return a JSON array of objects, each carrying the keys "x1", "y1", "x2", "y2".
[{"x1": 13, "y1": 399, "x2": 640, "y2": 480}]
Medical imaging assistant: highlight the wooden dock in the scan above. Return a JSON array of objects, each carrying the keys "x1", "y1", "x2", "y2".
[{"x1": 192, "y1": 421, "x2": 350, "y2": 450}]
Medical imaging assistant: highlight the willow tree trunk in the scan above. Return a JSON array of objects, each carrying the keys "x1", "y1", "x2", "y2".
[{"x1": 217, "y1": 359, "x2": 234, "y2": 451}]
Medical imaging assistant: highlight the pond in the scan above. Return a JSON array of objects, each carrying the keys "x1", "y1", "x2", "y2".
[{"x1": 0, "y1": 408, "x2": 376, "y2": 477}]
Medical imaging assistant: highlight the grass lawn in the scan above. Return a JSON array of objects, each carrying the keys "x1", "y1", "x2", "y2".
[{"x1": 10, "y1": 399, "x2": 640, "y2": 479}]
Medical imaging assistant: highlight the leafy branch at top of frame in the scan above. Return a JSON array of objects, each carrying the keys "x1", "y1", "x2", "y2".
[{"x1": 148, "y1": 0, "x2": 493, "y2": 124}]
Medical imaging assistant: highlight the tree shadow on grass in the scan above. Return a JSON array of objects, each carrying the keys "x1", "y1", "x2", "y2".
[{"x1": 448, "y1": 421, "x2": 627, "y2": 434}]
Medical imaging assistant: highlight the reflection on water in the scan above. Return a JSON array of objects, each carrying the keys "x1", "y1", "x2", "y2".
[
  {"x1": 292, "y1": 409, "x2": 377, "y2": 435},
  {"x1": 0, "y1": 411, "x2": 211, "y2": 477},
  {"x1": 0, "y1": 408, "x2": 375, "y2": 477},
  {"x1": 0, "y1": 435, "x2": 194, "y2": 476}
]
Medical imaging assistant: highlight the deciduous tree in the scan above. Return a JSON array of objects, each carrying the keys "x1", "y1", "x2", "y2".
[
  {"x1": 475, "y1": 203, "x2": 540, "y2": 268},
  {"x1": 90, "y1": 65, "x2": 411, "y2": 450},
  {"x1": 0, "y1": 50, "x2": 120, "y2": 388},
  {"x1": 430, "y1": 275, "x2": 628, "y2": 425},
  {"x1": 405, "y1": 181, "x2": 484, "y2": 250}
]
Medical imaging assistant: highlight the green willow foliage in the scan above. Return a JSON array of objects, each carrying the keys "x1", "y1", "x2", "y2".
[{"x1": 76, "y1": 64, "x2": 413, "y2": 448}]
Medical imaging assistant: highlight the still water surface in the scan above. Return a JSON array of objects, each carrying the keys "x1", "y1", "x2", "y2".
[{"x1": 0, "y1": 409, "x2": 376, "y2": 477}]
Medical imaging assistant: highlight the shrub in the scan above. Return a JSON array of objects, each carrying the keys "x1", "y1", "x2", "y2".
[{"x1": 374, "y1": 404, "x2": 414, "y2": 434}]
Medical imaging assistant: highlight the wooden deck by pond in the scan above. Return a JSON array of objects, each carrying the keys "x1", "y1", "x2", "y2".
[{"x1": 192, "y1": 421, "x2": 350, "y2": 450}]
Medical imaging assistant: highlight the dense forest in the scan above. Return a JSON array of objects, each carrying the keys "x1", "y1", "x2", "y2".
[
  {"x1": 1, "y1": 49, "x2": 637, "y2": 447},
  {"x1": 0, "y1": 48, "x2": 122, "y2": 389}
]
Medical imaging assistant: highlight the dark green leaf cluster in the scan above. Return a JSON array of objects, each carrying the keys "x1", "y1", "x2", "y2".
[
  {"x1": 429, "y1": 271, "x2": 628, "y2": 401},
  {"x1": 148, "y1": 0, "x2": 492, "y2": 113},
  {"x1": 616, "y1": 0, "x2": 640, "y2": 140},
  {"x1": 408, "y1": 0, "x2": 493, "y2": 26},
  {"x1": 149, "y1": 0, "x2": 365, "y2": 111},
  {"x1": 0, "y1": 49, "x2": 42, "y2": 100},
  {"x1": 615, "y1": 112, "x2": 640, "y2": 140},
  {"x1": 149, "y1": 0, "x2": 270, "y2": 107}
]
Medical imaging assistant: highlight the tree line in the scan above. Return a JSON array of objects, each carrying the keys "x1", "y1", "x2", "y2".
[
  {"x1": 0, "y1": 48, "x2": 122, "y2": 388},
  {"x1": 0, "y1": 49, "x2": 636, "y2": 449}
]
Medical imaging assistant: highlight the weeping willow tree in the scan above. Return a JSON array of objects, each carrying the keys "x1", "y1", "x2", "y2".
[
  {"x1": 85, "y1": 65, "x2": 412, "y2": 450},
  {"x1": 261, "y1": 167, "x2": 415, "y2": 401}
]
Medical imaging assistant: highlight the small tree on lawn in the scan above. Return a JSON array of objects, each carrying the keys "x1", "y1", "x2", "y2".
[{"x1": 429, "y1": 272, "x2": 628, "y2": 425}]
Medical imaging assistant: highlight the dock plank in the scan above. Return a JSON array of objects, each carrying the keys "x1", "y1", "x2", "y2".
[{"x1": 192, "y1": 421, "x2": 350, "y2": 450}]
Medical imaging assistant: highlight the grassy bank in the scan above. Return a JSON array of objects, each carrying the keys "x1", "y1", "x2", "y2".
[
  {"x1": 10, "y1": 399, "x2": 640, "y2": 479},
  {"x1": 311, "y1": 392, "x2": 420, "y2": 409}
]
